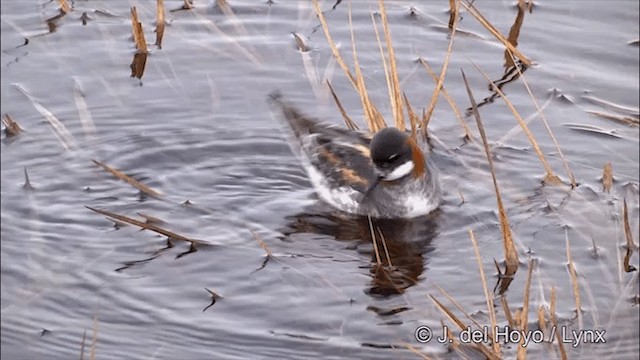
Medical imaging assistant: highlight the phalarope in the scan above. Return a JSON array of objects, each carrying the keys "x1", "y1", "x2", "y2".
[{"x1": 270, "y1": 94, "x2": 440, "y2": 219}]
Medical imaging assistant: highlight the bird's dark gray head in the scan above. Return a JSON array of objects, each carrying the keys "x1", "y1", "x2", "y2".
[{"x1": 369, "y1": 127, "x2": 415, "y2": 181}]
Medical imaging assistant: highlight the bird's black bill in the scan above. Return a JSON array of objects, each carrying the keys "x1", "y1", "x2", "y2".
[{"x1": 362, "y1": 176, "x2": 383, "y2": 200}]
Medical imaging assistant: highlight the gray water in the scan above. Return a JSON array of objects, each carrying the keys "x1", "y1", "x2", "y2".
[{"x1": 1, "y1": 1, "x2": 638, "y2": 359}]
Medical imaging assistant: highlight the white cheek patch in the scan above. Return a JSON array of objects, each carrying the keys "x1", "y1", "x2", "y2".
[{"x1": 383, "y1": 160, "x2": 415, "y2": 181}]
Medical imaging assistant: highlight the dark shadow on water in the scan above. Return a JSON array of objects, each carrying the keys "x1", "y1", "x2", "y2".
[{"x1": 282, "y1": 203, "x2": 440, "y2": 298}]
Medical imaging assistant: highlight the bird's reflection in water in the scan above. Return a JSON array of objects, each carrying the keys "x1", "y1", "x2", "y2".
[{"x1": 282, "y1": 203, "x2": 440, "y2": 298}]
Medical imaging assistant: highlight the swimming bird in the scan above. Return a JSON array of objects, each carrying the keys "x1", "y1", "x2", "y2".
[{"x1": 270, "y1": 94, "x2": 440, "y2": 219}]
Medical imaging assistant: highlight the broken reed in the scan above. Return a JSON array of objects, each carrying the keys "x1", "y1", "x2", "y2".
[{"x1": 461, "y1": 69, "x2": 520, "y2": 277}]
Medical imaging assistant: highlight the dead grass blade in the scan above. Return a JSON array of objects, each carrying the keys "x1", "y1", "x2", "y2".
[
  {"x1": 311, "y1": 0, "x2": 356, "y2": 87},
  {"x1": 602, "y1": 162, "x2": 613, "y2": 193},
  {"x1": 582, "y1": 93, "x2": 640, "y2": 117},
  {"x1": 347, "y1": 2, "x2": 385, "y2": 132},
  {"x1": 422, "y1": 0, "x2": 459, "y2": 135},
  {"x1": 130, "y1": 7, "x2": 147, "y2": 53},
  {"x1": 250, "y1": 229, "x2": 273, "y2": 259},
  {"x1": 505, "y1": 51, "x2": 577, "y2": 187},
  {"x1": 402, "y1": 93, "x2": 419, "y2": 137},
  {"x1": 2, "y1": 114, "x2": 24, "y2": 137},
  {"x1": 504, "y1": 0, "x2": 526, "y2": 68},
  {"x1": 516, "y1": 258, "x2": 534, "y2": 360},
  {"x1": 549, "y1": 287, "x2": 568, "y2": 360},
  {"x1": 91, "y1": 159, "x2": 161, "y2": 197},
  {"x1": 623, "y1": 199, "x2": 638, "y2": 272},
  {"x1": 469, "y1": 229, "x2": 500, "y2": 354},
  {"x1": 430, "y1": 280, "x2": 492, "y2": 342},
  {"x1": 86, "y1": 206, "x2": 206, "y2": 245},
  {"x1": 72, "y1": 78, "x2": 96, "y2": 137},
  {"x1": 375, "y1": 0, "x2": 404, "y2": 129},
  {"x1": 448, "y1": 0, "x2": 458, "y2": 30},
  {"x1": 327, "y1": 81, "x2": 358, "y2": 130},
  {"x1": 375, "y1": 227, "x2": 393, "y2": 268},
  {"x1": 460, "y1": 1, "x2": 531, "y2": 66},
  {"x1": 215, "y1": 0, "x2": 250, "y2": 37},
  {"x1": 367, "y1": 216, "x2": 382, "y2": 266},
  {"x1": 469, "y1": 60, "x2": 560, "y2": 185},
  {"x1": 461, "y1": 69, "x2": 519, "y2": 278},
  {"x1": 429, "y1": 295, "x2": 501, "y2": 360},
  {"x1": 500, "y1": 295, "x2": 514, "y2": 328},
  {"x1": 58, "y1": 0, "x2": 72, "y2": 13},
  {"x1": 13, "y1": 83, "x2": 77, "y2": 149},
  {"x1": 200, "y1": 18, "x2": 263, "y2": 67},
  {"x1": 537, "y1": 304, "x2": 546, "y2": 337},
  {"x1": 418, "y1": 58, "x2": 472, "y2": 140},
  {"x1": 564, "y1": 227, "x2": 583, "y2": 329},
  {"x1": 587, "y1": 110, "x2": 640, "y2": 127},
  {"x1": 130, "y1": 6, "x2": 148, "y2": 80},
  {"x1": 155, "y1": 0, "x2": 165, "y2": 49}
]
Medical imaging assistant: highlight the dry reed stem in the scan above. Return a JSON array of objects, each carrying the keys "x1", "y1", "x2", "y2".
[
  {"x1": 623, "y1": 199, "x2": 637, "y2": 249},
  {"x1": 582, "y1": 93, "x2": 640, "y2": 116},
  {"x1": 130, "y1": 7, "x2": 147, "y2": 53},
  {"x1": 622, "y1": 200, "x2": 638, "y2": 272},
  {"x1": 602, "y1": 162, "x2": 613, "y2": 193},
  {"x1": 500, "y1": 295, "x2": 515, "y2": 328},
  {"x1": 297, "y1": 33, "x2": 324, "y2": 99},
  {"x1": 215, "y1": 0, "x2": 250, "y2": 37},
  {"x1": 549, "y1": 287, "x2": 568, "y2": 360},
  {"x1": 371, "y1": 10, "x2": 401, "y2": 130},
  {"x1": 91, "y1": 159, "x2": 161, "y2": 197},
  {"x1": 198, "y1": 17, "x2": 262, "y2": 66},
  {"x1": 155, "y1": 0, "x2": 165, "y2": 49},
  {"x1": 422, "y1": 0, "x2": 459, "y2": 134},
  {"x1": 402, "y1": 93, "x2": 419, "y2": 137},
  {"x1": 86, "y1": 206, "x2": 206, "y2": 245},
  {"x1": 469, "y1": 60, "x2": 559, "y2": 184},
  {"x1": 419, "y1": 58, "x2": 472, "y2": 140},
  {"x1": 327, "y1": 81, "x2": 358, "y2": 130},
  {"x1": 13, "y1": 83, "x2": 77, "y2": 149},
  {"x1": 347, "y1": 2, "x2": 385, "y2": 132},
  {"x1": 564, "y1": 227, "x2": 583, "y2": 329},
  {"x1": 377, "y1": 0, "x2": 404, "y2": 130},
  {"x1": 182, "y1": 0, "x2": 193, "y2": 10},
  {"x1": 537, "y1": 304, "x2": 546, "y2": 337},
  {"x1": 58, "y1": 0, "x2": 72, "y2": 13},
  {"x1": 292, "y1": 32, "x2": 309, "y2": 52},
  {"x1": 429, "y1": 295, "x2": 501, "y2": 360},
  {"x1": 448, "y1": 0, "x2": 458, "y2": 30},
  {"x1": 72, "y1": 78, "x2": 96, "y2": 136},
  {"x1": 507, "y1": 52, "x2": 577, "y2": 187},
  {"x1": 376, "y1": 228, "x2": 393, "y2": 267},
  {"x1": 367, "y1": 216, "x2": 382, "y2": 265},
  {"x1": 516, "y1": 258, "x2": 534, "y2": 360},
  {"x1": 587, "y1": 110, "x2": 640, "y2": 127},
  {"x1": 461, "y1": 69, "x2": 519, "y2": 276},
  {"x1": 460, "y1": 1, "x2": 532, "y2": 66},
  {"x1": 90, "y1": 316, "x2": 97, "y2": 360},
  {"x1": 469, "y1": 229, "x2": 500, "y2": 354},
  {"x1": 250, "y1": 229, "x2": 273, "y2": 258},
  {"x1": 80, "y1": 330, "x2": 86, "y2": 360},
  {"x1": 2, "y1": 114, "x2": 23, "y2": 137},
  {"x1": 430, "y1": 281, "x2": 490, "y2": 339},
  {"x1": 311, "y1": 0, "x2": 357, "y2": 88}
]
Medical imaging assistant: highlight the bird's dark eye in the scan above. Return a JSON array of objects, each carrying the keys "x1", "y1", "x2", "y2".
[{"x1": 388, "y1": 154, "x2": 399, "y2": 161}]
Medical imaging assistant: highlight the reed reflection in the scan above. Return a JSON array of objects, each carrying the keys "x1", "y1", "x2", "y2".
[{"x1": 283, "y1": 206, "x2": 440, "y2": 298}]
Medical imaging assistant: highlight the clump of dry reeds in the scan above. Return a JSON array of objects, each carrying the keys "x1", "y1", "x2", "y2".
[{"x1": 307, "y1": 0, "x2": 636, "y2": 358}]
